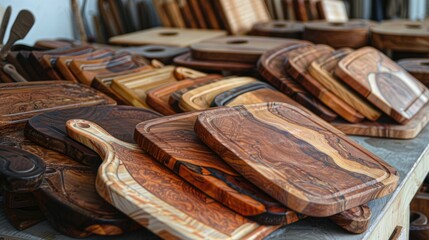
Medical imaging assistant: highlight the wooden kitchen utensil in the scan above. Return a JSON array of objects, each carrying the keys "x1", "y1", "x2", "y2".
[
  {"x1": 258, "y1": 42, "x2": 338, "y2": 121},
  {"x1": 286, "y1": 44, "x2": 365, "y2": 123},
  {"x1": 173, "y1": 52, "x2": 256, "y2": 72},
  {"x1": 308, "y1": 48, "x2": 382, "y2": 121},
  {"x1": 109, "y1": 27, "x2": 226, "y2": 47},
  {"x1": 191, "y1": 36, "x2": 301, "y2": 63},
  {"x1": 66, "y1": 119, "x2": 280, "y2": 239},
  {"x1": 210, "y1": 82, "x2": 275, "y2": 107},
  {"x1": 135, "y1": 112, "x2": 304, "y2": 225},
  {"x1": 146, "y1": 75, "x2": 223, "y2": 115},
  {"x1": 179, "y1": 77, "x2": 257, "y2": 111},
  {"x1": 195, "y1": 102, "x2": 399, "y2": 217},
  {"x1": 0, "y1": 6, "x2": 12, "y2": 45},
  {"x1": 398, "y1": 59, "x2": 429, "y2": 87},
  {"x1": 121, "y1": 45, "x2": 189, "y2": 64},
  {"x1": 335, "y1": 47, "x2": 429, "y2": 124},
  {"x1": 25, "y1": 106, "x2": 161, "y2": 166},
  {"x1": 250, "y1": 21, "x2": 304, "y2": 39},
  {"x1": 0, "y1": 81, "x2": 115, "y2": 127}
]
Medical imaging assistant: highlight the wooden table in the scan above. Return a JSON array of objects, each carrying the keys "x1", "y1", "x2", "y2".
[{"x1": 2, "y1": 125, "x2": 429, "y2": 240}]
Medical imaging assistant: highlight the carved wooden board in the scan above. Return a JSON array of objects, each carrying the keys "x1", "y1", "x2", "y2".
[
  {"x1": 308, "y1": 48, "x2": 382, "y2": 121},
  {"x1": 109, "y1": 27, "x2": 226, "y2": 47},
  {"x1": 214, "y1": 0, "x2": 271, "y2": 35},
  {"x1": 191, "y1": 36, "x2": 302, "y2": 63},
  {"x1": 195, "y1": 103, "x2": 399, "y2": 217},
  {"x1": 398, "y1": 59, "x2": 429, "y2": 87},
  {"x1": 173, "y1": 52, "x2": 256, "y2": 72},
  {"x1": 250, "y1": 20, "x2": 303, "y2": 39},
  {"x1": 0, "y1": 81, "x2": 116, "y2": 128},
  {"x1": 211, "y1": 82, "x2": 275, "y2": 107},
  {"x1": 335, "y1": 47, "x2": 429, "y2": 124},
  {"x1": 285, "y1": 44, "x2": 365, "y2": 123},
  {"x1": 25, "y1": 106, "x2": 161, "y2": 166},
  {"x1": 257, "y1": 42, "x2": 338, "y2": 121},
  {"x1": 179, "y1": 77, "x2": 257, "y2": 112},
  {"x1": 135, "y1": 112, "x2": 304, "y2": 225},
  {"x1": 146, "y1": 75, "x2": 223, "y2": 115},
  {"x1": 66, "y1": 119, "x2": 280, "y2": 239},
  {"x1": 120, "y1": 45, "x2": 189, "y2": 64}
]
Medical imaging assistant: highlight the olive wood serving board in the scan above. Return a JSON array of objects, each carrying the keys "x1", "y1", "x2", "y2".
[
  {"x1": 250, "y1": 21, "x2": 304, "y2": 39},
  {"x1": 308, "y1": 48, "x2": 382, "y2": 121},
  {"x1": 146, "y1": 75, "x2": 223, "y2": 115},
  {"x1": 135, "y1": 112, "x2": 304, "y2": 225},
  {"x1": 0, "y1": 81, "x2": 116, "y2": 128},
  {"x1": 194, "y1": 102, "x2": 399, "y2": 217},
  {"x1": 109, "y1": 27, "x2": 226, "y2": 47},
  {"x1": 211, "y1": 82, "x2": 275, "y2": 107},
  {"x1": 191, "y1": 36, "x2": 302, "y2": 63},
  {"x1": 174, "y1": 52, "x2": 256, "y2": 72},
  {"x1": 120, "y1": 45, "x2": 189, "y2": 64},
  {"x1": 257, "y1": 42, "x2": 338, "y2": 121},
  {"x1": 335, "y1": 47, "x2": 429, "y2": 124},
  {"x1": 25, "y1": 106, "x2": 161, "y2": 166},
  {"x1": 285, "y1": 44, "x2": 365, "y2": 123},
  {"x1": 66, "y1": 119, "x2": 280, "y2": 239},
  {"x1": 398, "y1": 59, "x2": 429, "y2": 87},
  {"x1": 179, "y1": 77, "x2": 257, "y2": 112}
]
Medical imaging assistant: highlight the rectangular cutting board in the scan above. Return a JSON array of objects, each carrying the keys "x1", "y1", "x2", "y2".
[{"x1": 195, "y1": 102, "x2": 399, "y2": 217}]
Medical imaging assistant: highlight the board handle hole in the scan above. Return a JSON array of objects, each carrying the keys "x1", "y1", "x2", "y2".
[
  {"x1": 273, "y1": 23, "x2": 287, "y2": 28},
  {"x1": 77, "y1": 123, "x2": 90, "y2": 128},
  {"x1": 227, "y1": 40, "x2": 248, "y2": 44},
  {"x1": 144, "y1": 48, "x2": 165, "y2": 52},
  {"x1": 159, "y1": 32, "x2": 179, "y2": 36}
]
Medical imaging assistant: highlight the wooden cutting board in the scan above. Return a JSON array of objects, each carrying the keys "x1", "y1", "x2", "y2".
[
  {"x1": 194, "y1": 102, "x2": 399, "y2": 217},
  {"x1": 335, "y1": 47, "x2": 429, "y2": 124},
  {"x1": 211, "y1": 82, "x2": 275, "y2": 107},
  {"x1": 135, "y1": 112, "x2": 304, "y2": 225},
  {"x1": 109, "y1": 27, "x2": 226, "y2": 47},
  {"x1": 304, "y1": 20, "x2": 372, "y2": 48},
  {"x1": 224, "y1": 88, "x2": 299, "y2": 107},
  {"x1": 285, "y1": 44, "x2": 365, "y2": 123},
  {"x1": 329, "y1": 204, "x2": 371, "y2": 234},
  {"x1": 398, "y1": 59, "x2": 429, "y2": 87},
  {"x1": 179, "y1": 77, "x2": 257, "y2": 111},
  {"x1": 0, "y1": 81, "x2": 116, "y2": 127},
  {"x1": 198, "y1": 0, "x2": 223, "y2": 29},
  {"x1": 66, "y1": 119, "x2": 280, "y2": 239},
  {"x1": 250, "y1": 20, "x2": 304, "y2": 39},
  {"x1": 110, "y1": 66, "x2": 177, "y2": 108},
  {"x1": 371, "y1": 20, "x2": 429, "y2": 52},
  {"x1": 308, "y1": 48, "x2": 382, "y2": 121},
  {"x1": 146, "y1": 75, "x2": 223, "y2": 115},
  {"x1": 317, "y1": 0, "x2": 348, "y2": 23},
  {"x1": 25, "y1": 106, "x2": 161, "y2": 166},
  {"x1": 257, "y1": 42, "x2": 338, "y2": 121},
  {"x1": 173, "y1": 52, "x2": 256, "y2": 72},
  {"x1": 292, "y1": 0, "x2": 309, "y2": 21},
  {"x1": 214, "y1": 0, "x2": 271, "y2": 35},
  {"x1": 191, "y1": 36, "x2": 302, "y2": 63},
  {"x1": 120, "y1": 45, "x2": 189, "y2": 64}
]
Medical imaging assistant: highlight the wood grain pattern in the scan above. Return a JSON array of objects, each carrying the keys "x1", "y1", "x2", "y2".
[
  {"x1": 135, "y1": 112, "x2": 304, "y2": 225},
  {"x1": 177, "y1": 0, "x2": 198, "y2": 29},
  {"x1": 120, "y1": 45, "x2": 189, "y2": 64},
  {"x1": 398, "y1": 59, "x2": 429, "y2": 87},
  {"x1": 191, "y1": 36, "x2": 301, "y2": 63},
  {"x1": 257, "y1": 42, "x2": 338, "y2": 121},
  {"x1": 152, "y1": 0, "x2": 172, "y2": 27},
  {"x1": 195, "y1": 102, "x2": 399, "y2": 217},
  {"x1": 329, "y1": 204, "x2": 371, "y2": 234},
  {"x1": 224, "y1": 88, "x2": 299, "y2": 107},
  {"x1": 179, "y1": 77, "x2": 257, "y2": 111},
  {"x1": 66, "y1": 119, "x2": 280, "y2": 239},
  {"x1": 211, "y1": 82, "x2": 275, "y2": 107},
  {"x1": 250, "y1": 21, "x2": 303, "y2": 39},
  {"x1": 293, "y1": 0, "x2": 308, "y2": 21},
  {"x1": 174, "y1": 52, "x2": 256, "y2": 72},
  {"x1": 198, "y1": 0, "x2": 222, "y2": 29},
  {"x1": 109, "y1": 27, "x2": 226, "y2": 47},
  {"x1": 188, "y1": 0, "x2": 207, "y2": 29},
  {"x1": 335, "y1": 47, "x2": 429, "y2": 124},
  {"x1": 285, "y1": 44, "x2": 365, "y2": 123},
  {"x1": 25, "y1": 106, "x2": 161, "y2": 166},
  {"x1": 308, "y1": 48, "x2": 382, "y2": 121},
  {"x1": 0, "y1": 81, "x2": 116, "y2": 128},
  {"x1": 146, "y1": 75, "x2": 223, "y2": 115},
  {"x1": 163, "y1": 0, "x2": 186, "y2": 28}
]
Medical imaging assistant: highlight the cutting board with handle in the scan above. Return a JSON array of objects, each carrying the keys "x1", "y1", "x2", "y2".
[
  {"x1": 398, "y1": 58, "x2": 429, "y2": 87},
  {"x1": 210, "y1": 82, "x2": 275, "y2": 107},
  {"x1": 250, "y1": 20, "x2": 304, "y2": 39},
  {"x1": 25, "y1": 106, "x2": 161, "y2": 166},
  {"x1": 194, "y1": 102, "x2": 399, "y2": 217},
  {"x1": 174, "y1": 52, "x2": 256, "y2": 72},
  {"x1": 120, "y1": 45, "x2": 189, "y2": 64},
  {"x1": 191, "y1": 36, "x2": 302, "y2": 63},
  {"x1": 109, "y1": 27, "x2": 226, "y2": 47},
  {"x1": 0, "y1": 81, "x2": 116, "y2": 128},
  {"x1": 66, "y1": 119, "x2": 280, "y2": 239},
  {"x1": 335, "y1": 47, "x2": 429, "y2": 124},
  {"x1": 179, "y1": 77, "x2": 257, "y2": 111},
  {"x1": 286, "y1": 44, "x2": 365, "y2": 123},
  {"x1": 308, "y1": 48, "x2": 382, "y2": 121},
  {"x1": 135, "y1": 112, "x2": 304, "y2": 225},
  {"x1": 146, "y1": 75, "x2": 223, "y2": 115},
  {"x1": 257, "y1": 42, "x2": 338, "y2": 121}
]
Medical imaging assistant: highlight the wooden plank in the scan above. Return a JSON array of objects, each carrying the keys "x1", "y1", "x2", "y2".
[{"x1": 188, "y1": 0, "x2": 208, "y2": 29}]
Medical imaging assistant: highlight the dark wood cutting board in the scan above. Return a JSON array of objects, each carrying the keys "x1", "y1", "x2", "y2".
[
  {"x1": 0, "y1": 81, "x2": 116, "y2": 128},
  {"x1": 191, "y1": 36, "x2": 302, "y2": 63},
  {"x1": 25, "y1": 106, "x2": 161, "y2": 166},
  {"x1": 174, "y1": 52, "x2": 256, "y2": 72},
  {"x1": 335, "y1": 47, "x2": 429, "y2": 124},
  {"x1": 120, "y1": 45, "x2": 189, "y2": 64},
  {"x1": 285, "y1": 44, "x2": 365, "y2": 123},
  {"x1": 211, "y1": 82, "x2": 275, "y2": 107},
  {"x1": 66, "y1": 119, "x2": 280, "y2": 239},
  {"x1": 195, "y1": 102, "x2": 399, "y2": 217},
  {"x1": 398, "y1": 59, "x2": 429, "y2": 87},
  {"x1": 250, "y1": 20, "x2": 304, "y2": 39},
  {"x1": 257, "y1": 42, "x2": 338, "y2": 121}
]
